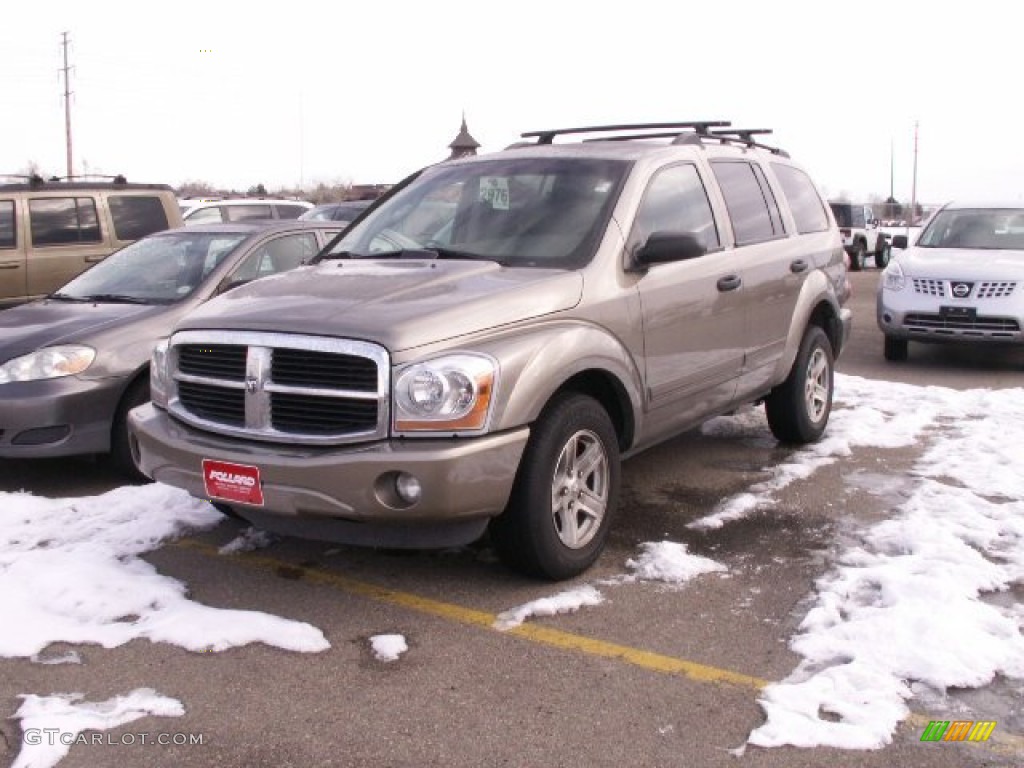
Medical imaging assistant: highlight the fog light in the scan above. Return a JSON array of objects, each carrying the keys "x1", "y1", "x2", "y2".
[{"x1": 395, "y1": 473, "x2": 422, "y2": 504}]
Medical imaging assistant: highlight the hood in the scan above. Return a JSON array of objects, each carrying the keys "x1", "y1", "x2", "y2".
[
  {"x1": 0, "y1": 300, "x2": 161, "y2": 362},
  {"x1": 175, "y1": 260, "x2": 584, "y2": 351},
  {"x1": 899, "y1": 247, "x2": 1024, "y2": 280}
]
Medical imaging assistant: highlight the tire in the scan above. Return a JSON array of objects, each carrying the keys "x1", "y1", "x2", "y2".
[
  {"x1": 488, "y1": 393, "x2": 620, "y2": 580},
  {"x1": 108, "y1": 376, "x2": 151, "y2": 481},
  {"x1": 765, "y1": 326, "x2": 834, "y2": 444},
  {"x1": 848, "y1": 241, "x2": 865, "y2": 271},
  {"x1": 884, "y1": 335, "x2": 908, "y2": 361},
  {"x1": 874, "y1": 241, "x2": 891, "y2": 268}
]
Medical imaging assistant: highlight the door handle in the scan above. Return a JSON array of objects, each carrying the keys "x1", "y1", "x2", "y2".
[
  {"x1": 0, "y1": 262, "x2": 21, "y2": 270},
  {"x1": 716, "y1": 275, "x2": 741, "y2": 292},
  {"x1": 790, "y1": 259, "x2": 809, "y2": 274},
  {"x1": 84, "y1": 255, "x2": 106, "y2": 263}
]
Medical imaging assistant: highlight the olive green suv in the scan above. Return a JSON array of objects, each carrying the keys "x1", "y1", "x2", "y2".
[
  {"x1": 0, "y1": 175, "x2": 183, "y2": 307},
  {"x1": 129, "y1": 121, "x2": 852, "y2": 580}
]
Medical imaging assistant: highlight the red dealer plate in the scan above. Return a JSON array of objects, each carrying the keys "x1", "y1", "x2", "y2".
[{"x1": 202, "y1": 459, "x2": 265, "y2": 506}]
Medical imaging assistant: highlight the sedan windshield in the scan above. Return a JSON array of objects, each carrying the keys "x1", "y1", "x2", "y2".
[
  {"x1": 917, "y1": 208, "x2": 1024, "y2": 250},
  {"x1": 56, "y1": 232, "x2": 248, "y2": 303},
  {"x1": 324, "y1": 157, "x2": 628, "y2": 268}
]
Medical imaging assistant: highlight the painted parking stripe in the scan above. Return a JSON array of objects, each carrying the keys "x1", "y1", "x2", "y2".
[{"x1": 178, "y1": 538, "x2": 1024, "y2": 757}]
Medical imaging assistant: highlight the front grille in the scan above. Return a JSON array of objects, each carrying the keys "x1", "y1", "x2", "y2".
[
  {"x1": 913, "y1": 278, "x2": 945, "y2": 297},
  {"x1": 911, "y1": 278, "x2": 1018, "y2": 299},
  {"x1": 976, "y1": 281, "x2": 1017, "y2": 298},
  {"x1": 903, "y1": 313, "x2": 1020, "y2": 336},
  {"x1": 168, "y1": 331, "x2": 389, "y2": 445}
]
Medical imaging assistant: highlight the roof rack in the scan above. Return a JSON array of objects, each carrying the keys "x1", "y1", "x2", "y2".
[
  {"x1": 521, "y1": 121, "x2": 731, "y2": 145},
  {"x1": 707, "y1": 128, "x2": 788, "y2": 157},
  {"x1": 1, "y1": 173, "x2": 130, "y2": 187},
  {"x1": 46, "y1": 173, "x2": 129, "y2": 184}
]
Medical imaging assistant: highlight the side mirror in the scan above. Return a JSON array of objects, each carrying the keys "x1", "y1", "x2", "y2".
[
  {"x1": 892, "y1": 235, "x2": 908, "y2": 249},
  {"x1": 633, "y1": 232, "x2": 706, "y2": 268}
]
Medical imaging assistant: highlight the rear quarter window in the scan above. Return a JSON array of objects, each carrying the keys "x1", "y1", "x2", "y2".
[
  {"x1": 225, "y1": 204, "x2": 273, "y2": 222},
  {"x1": 710, "y1": 161, "x2": 783, "y2": 245},
  {"x1": 109, "y1": 195, "x2": 171, "y2": 240},
  {"x1": 29, "y1": 197, "x2": 102, "y2": 246},
  {"x1": 771, "y1": 164, "x2": 830, "y2": 234},
  {"x1": 273, "y1": 204, "x2": 309, "y2": 219}
]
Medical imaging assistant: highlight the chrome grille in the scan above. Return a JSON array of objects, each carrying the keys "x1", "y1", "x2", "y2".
[
  {"x1": 167, "y1": 331, "x2": 390, "y2": 445},
  {"x1": 976, "y1": 281, "x2": 1017, "y2": 299}
]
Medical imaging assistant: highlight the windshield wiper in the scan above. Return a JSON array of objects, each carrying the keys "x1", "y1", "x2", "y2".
[
  {"x1": 357, "y1": 248, "x2": 505, "y2": 265},
  {"x1": 78, "y1": 293, "x2": 152, "y2": 305},
  {"x1": 47, "y1": 292, "x2": 90, "y2": 302}
]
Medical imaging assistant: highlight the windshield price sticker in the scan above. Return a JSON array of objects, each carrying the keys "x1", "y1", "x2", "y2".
[
  {"x1": 202, "y1": 459, "x2": 264, "y2": 506},
  {"x1": 479, "y1": 177, "x2": 510, "y2": 210}
]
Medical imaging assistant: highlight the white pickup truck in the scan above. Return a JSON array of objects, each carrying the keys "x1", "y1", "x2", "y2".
[{"x1": 828, "y1": 201, "x2": 890, "y2": 270}]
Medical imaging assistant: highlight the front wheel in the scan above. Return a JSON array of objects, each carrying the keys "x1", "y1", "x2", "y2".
[
  {"x1": 884, "y1": 335, "x2": 908, "y2": 361},
  {"x1": 874, "y1": 242, "x2": 891, "y2": 268},
  {"x1": 108, "y1": 377, "x2": 150, "y2": 481},
  {"x1": 765, "y1": 326, "x2": 834, "y2": 444},
  {"x1": 489, "y1": 394, "x2": 620, "y2": 580}
]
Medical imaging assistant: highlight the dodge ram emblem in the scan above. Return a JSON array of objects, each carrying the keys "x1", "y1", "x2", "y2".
[
  {"x1": 951, "y1": 282, "x2": 972, "y2": 298},
  {"x1": 245, "y1": 375, "x2": 259, "y2": 394}
]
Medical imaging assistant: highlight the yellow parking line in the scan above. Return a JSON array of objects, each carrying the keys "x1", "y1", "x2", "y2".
[
  {"x1": 177, "y1": 538, "x2": 1024, "y2": 758},
  {"x1": 177, "y1": 538, "x2": 765, "y2": 690}
]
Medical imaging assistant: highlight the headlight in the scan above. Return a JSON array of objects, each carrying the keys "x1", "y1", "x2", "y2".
[
  {"x1": 882, "y1": 261, "x2": 905, "y2": 291},
  {"x1": 150, "y1": 339, "x2": 171, "y2": 408},
  {"x1": 394, "y1": 353, "x2": 497, "y2": 432},
  {"x1": 0, "y1": 345, "x2": 95, "y2": 384}
]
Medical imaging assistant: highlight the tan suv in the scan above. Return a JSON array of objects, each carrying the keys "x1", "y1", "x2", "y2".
[
  {"x1": 129, "y1": 121, "x2": 852, "y2": 580},
  {"x1": 0, "y1": 175, "x2": 183, "y2": 307}
]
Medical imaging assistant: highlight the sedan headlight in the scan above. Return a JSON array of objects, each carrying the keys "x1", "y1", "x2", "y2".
[
  {"x1": 0, "y1": 345, "x2": 95, "y2": 384},
  {"x1": 882, "y1": 260, "x2": 905, "y2": 291},
  {"x1": 150, "y1": 339, "x2": 171, "y2": 408},
  {"x1": 394, "y1": 353, "x2": 497, "y2": 432}
]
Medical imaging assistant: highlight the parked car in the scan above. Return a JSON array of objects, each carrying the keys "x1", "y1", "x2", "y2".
[
  {"x1": 130, "y1": 120, "x2": 852, "y2": 580},
  {"x1": 298, "y1": 200, "x2": 374, "y2": 224},
  {"x1": 0, "y1": 175, "x2": 183, "y2": 308},
  {"x1": 181, "y1": 198, "x2": 314, "y2": 225},
  {"x1": 0, "y1": 219, "x2": 342, "y2": 476},
  {"x1": 877, "y1": 202, "x2": 1024, "y2": 361},
  {"x1": 828, "y1": 201, "x2": 889, "y2": 270}
]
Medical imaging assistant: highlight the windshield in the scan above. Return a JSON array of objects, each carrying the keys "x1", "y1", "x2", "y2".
[
  {"x1": 56, "y1": 232, "x2": 248, "y2": 303},
  {"x1": 917, "y1": 208, "x2": 1024, "y2": 250},
  {"x1": 325, "y1": 157, "x2": 628, "y2": 268}
]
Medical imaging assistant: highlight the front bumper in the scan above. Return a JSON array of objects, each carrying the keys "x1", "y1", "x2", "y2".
[
  {"x1": 877, "y1": 285, "x2": 1023, "y2": 344},
  {"x1": 128, "y1": 404, "x2": 530, "y2": 548},
  {"x1": 0, "y1": 376, "x2": 122, "y2": 458}
]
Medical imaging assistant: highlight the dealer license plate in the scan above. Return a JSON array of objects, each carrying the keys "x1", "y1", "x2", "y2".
[{"x1": 202, "y1": 459, "x2": 264, "y2": 506}]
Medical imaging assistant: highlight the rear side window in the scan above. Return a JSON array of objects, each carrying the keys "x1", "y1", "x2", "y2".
[
  {"x1": 772, "y1": 164, "x2": 829, "y2": 234},
  {"x1": 274, "y1": 204, "x2": 309, "y2": 219},
  {"x1": 186, "y1": 206, "x2": 224, "y2": 224},
  {"x1": 225, "y1": 204, "x2": 273, "y2": 222},
  {"x1": 710, "y1": 161, "x2": 784, "y2": 246},
  {"x1": 109, "y1": 195, "x2": 170, "y2": 240},
  {"x1": 29, "y1": 197, "x2": 102, "y2": 246},
  {"x1": 0, "y1": 200, "x2": 14, "y2": 248},
  {"x1": 631, "y1": 163, "x2": 720, "y2": 251}
]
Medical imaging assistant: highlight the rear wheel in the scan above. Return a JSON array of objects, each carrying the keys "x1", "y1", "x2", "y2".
[
  {"x1": 108, "y1": 377, "x2": 150, "y2": 481},
  {"x1": 848, "y1": 242, "x2": 865, "y2": 271},
  {"x1": 765, "y1": 326, "x2": 834, "y2": 444},
  {"x1": 489, "y1": 393, "x2": 620, "y2": 580},
  {"x1": 884, "y1": 336, "x2": 908, "y2": 361}
]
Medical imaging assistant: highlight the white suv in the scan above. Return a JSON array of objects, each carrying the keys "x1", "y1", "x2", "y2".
[{"x1": 181, "y1": 198, "x2": 313, "y2": 225}]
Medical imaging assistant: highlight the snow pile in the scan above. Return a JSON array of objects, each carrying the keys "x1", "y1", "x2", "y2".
[
  {"x1": 494, "y1": 585, "x2": 604, "y2": 630},
  {"x1": 370, "y1": 633, "x2": 408, "y2": 662},
  {"x1": 0, "y1": 484, "x2": 329, "y2": 657},
  {"x1": 625, "y1": 540, "x2": 727, "y2": 584}
]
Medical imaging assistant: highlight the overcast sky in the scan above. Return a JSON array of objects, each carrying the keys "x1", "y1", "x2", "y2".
[{"x1": 2, "y1": 0, "x2": 1021, "y2": 204}]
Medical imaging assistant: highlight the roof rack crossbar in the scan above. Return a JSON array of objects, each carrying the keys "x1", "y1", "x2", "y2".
[
  {"x1": 707, "y1": 128, "x2": 788, "y2": 156},
  {"x1": 522, "y1": 121, "x2": 731, "y2": 145}
]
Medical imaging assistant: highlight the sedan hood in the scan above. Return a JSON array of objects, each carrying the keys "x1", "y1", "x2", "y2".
[
  {"x1": 0, "y1": 300, "x2": 159, "y2": 361},
  {"x1": 899, "y1": 247, "x2": 1024, "y2": 280},
  {"x1": 175, "y1": 260, "x2": 584, "y2": 351}
]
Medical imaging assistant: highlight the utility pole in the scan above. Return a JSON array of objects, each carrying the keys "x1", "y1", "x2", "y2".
[
  {"x1": 909, "y1": 121, "x2": 919, "y2": 230},
  {"x1": 60, "y1": 31, "x2": 74, "y2": 178}
]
